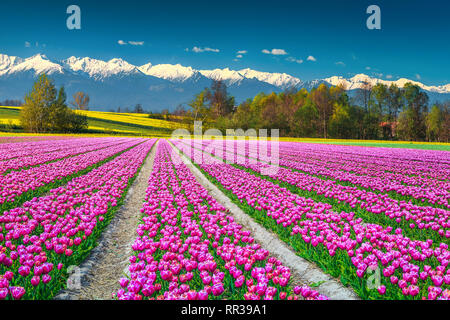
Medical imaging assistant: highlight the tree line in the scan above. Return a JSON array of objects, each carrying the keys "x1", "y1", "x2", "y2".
[
  {"x1": 0, "y1": 99, "x2": 23, "y2": 106},
  {"x1": 19, "y1": 74, "x2": 88, "y2": 133},
  {"x1": 186, "y1": 80, "x2": 449, "y2": 142}
]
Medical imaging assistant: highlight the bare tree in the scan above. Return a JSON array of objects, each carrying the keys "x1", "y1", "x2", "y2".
[
  {"x1": 311, "y1": 84, "x2": 333, "y2": 138},
  {"x1": 355, "y1": 81, "x2": 373, "y2": 112},
  {"x1": 71, "y1": 92, "x2": 90, "y2": 110}
]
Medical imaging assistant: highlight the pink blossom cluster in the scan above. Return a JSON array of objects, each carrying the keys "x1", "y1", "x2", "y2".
[
  {"x1": 115, "y1": 140, "x2": 327, "y2": 301},
  {"x1": 276, "y1": 142, "x2": 450, "y2": 181},
  {"x1": 0, "y1": 139, "x2": 155, "y2": 300},
  {"x1": 186, "y1": 140, "x2": 450, "y2": 240},
  {"x1": 172, "y1": 139, "x2": 450, "y2": 300},
  {"x1": 0, "y1": 138, "x2": 146, "y2": 205},
  {"x1": 256, "y1": 141, "x2": 449, "y2": 207},
  {"x1": 0, "y1": 136, "x2": 72, "y2": 146},
  {"x1": 0, "y1": 136, "x2": 81, "y2": 161},
  {"x1": 0, "y1": 137, "x2": 132, "y2": 174}
]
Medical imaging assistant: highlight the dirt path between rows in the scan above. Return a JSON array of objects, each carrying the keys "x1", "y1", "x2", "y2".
[
  {"x1": 169, "y1": 140, "x2": 359, "y2": 300},
  {"x1": 55, "y1": 140, "x2": 159, "y2": 300}
]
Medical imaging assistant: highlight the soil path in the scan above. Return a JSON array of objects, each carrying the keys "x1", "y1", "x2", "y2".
[
  {"x1": 169, "y1": 140, "x2": 359, "y2": 300},
  {"x1": 55, "y1": 140, "x2": 159, "y2": 300}
]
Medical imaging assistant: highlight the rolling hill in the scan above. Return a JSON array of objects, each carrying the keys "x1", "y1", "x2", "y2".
[{"x1": 0, "y1": 106, "x2": 185, "y2": 136}]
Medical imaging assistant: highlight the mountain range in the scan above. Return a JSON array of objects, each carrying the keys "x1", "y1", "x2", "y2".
[{"x1": 0, "y1": 53, "x2": 449, "y2": 111}]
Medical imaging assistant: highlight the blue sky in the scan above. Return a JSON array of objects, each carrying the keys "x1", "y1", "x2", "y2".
[{"x1": 0, "y1": 0, "x2": 449, "y2": 84}]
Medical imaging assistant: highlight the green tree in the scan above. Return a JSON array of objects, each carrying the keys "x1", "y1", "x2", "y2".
[
  {"x1": 403, "y1": 83, "x2": 428, "y2": 140},
  {"x1": 48, "y1": 86, "x2": 69, "y2": 132},
  {"x1": 20, "y1": 74, "x2": 57, "y2": 132},
  {"x1": 397, "y1": 108, "x2": 416, "y2": 141},
  {"x1": 20, "y1": 75, "x2": 87, "y2": 133},
  {"x1": 188, "y1": 89, "x2": 210, "y2": 122},
  {"x1": 329, "y1": 102, "x2": 353, "y2": 138},
  {"x1": 231, "y1": 100, "x2": 254, "y2": 130},
  {"x1": 386, "y1": 84, "x2": 403, "y2": 122},
  {"x1": 293, "y1": 97, "x2": 318, "y2": 137},
  {"x1": 310, "y1": 83, "x2": 333, "y2": 138},
  {"x1": 426, "y1": 104, "x2": 443, "y2": 141}
]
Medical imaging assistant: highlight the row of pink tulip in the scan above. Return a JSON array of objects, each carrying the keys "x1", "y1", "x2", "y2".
[
  {"x1": 0, "y1": 139, "x2": 156, "y2": 300},
  {"x1": 194, "y1": 139, "x2": 449, "y2": 208},
  {"x1": 172, "y1": 139, "x2": 449, "y2": 300},
  {"x1": 0, "y1": 138, "x2": 146, "y2": 206},
  {"x1": 276, "y1": 142, "x2": 450, "y2": 180},
  {"x1": 115, "y1": 140, "x2": 327, "y2": 300},
  {"x1": 182, "y1": 140, "x2": 450, "y2": 242},
  {"x1": 0, "y1": 136, "x2": 72, "y2": 146},
  {"x1": 0, "y1": 138, "x2": 132, "y2": 174},
  {"x1": 232, "y1": 140, "x2": 450, "y2": 208},
  {"x1": 0, "y1": 137, "x2": 83, "y2": 161}
]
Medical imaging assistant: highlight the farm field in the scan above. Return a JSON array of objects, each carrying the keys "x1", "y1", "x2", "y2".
[
  {"x1": 0, "y1": 106, "x2": 183, "y2": 136},
  {"x1": 1, "y1": 106, "x2": 449, "y2": 150},
  {"x1": 0, "y1": 136, "x2": 448, "y2": 300}
]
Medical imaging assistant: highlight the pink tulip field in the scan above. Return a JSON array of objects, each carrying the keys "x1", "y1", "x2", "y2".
[
  {"x1": 171, "y1": 139, "x2": 450, "y2": 300},
  {"x1": 115, "y1": 140, "x2": 326, "y2": 300},
  {"x1": 0, "y1": 137, "x2": 155, "y2": 299},
  {"x1": 0, "y1": 136, "x2": 449, "y2": 300}
]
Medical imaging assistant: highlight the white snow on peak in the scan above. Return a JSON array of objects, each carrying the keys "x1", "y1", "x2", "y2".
[
  {"x1": 138, "y1": 63, "x2": 196, "y2": 81},
  {"x1": 239, "y1": 68, "x2": 302, "y2": 88},
  {"x1": 199, "y1": 68, "x2": 244, "y2": 85},
  {"x1": 0, "y1": 54, "x2": 23, "y2": 74},
  {"x1": 63, "y1": 56, "x2": 140, "y2": 79},
  {"x1": 0, "y1": 53, "x2": 448, "y2": 94},
  {"x1": 198, "y1": 67, "x2": 302, "y2": 88},
  {"x1": 6, "y1": 54, "x2": 64, "y2": 76},
  {"x1": 324, "y1": 73, "x2": 450, "y2": 94}
]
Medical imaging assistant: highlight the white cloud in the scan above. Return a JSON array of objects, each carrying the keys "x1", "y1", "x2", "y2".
[
  {"x1": 262, "y1": 48, "x2": 287, "y2": 55},
  {"x1": 25, "y1": 41, "x2": 31, "y2": 48},
  {"x1": 236, "y1": 54, "x2": 243, "y2": 58},
  {"x1": 237, "y1": 50, "x2": 247, "y2": 54},
  {"x1": 335, "y1": 61, "x2": 345, "y2": 66},
  {"x1": 190, "y1": 46, "x2": 220, "y2": 53},
  {"x1": 386, "y1": 74, "x2": 393, "y2": 79},
  {"x1": 118, "y1": 40, "x2": 144, "y2": 46},
  {"x1": 365, "y1": 66, "x2": 371, "y2": 70},
  {"x1": 415, "y1": 74, "x2": 421, "y2": 80},
  {"x1": 307, "y1": 55, "x2": 316, "y2": 62},
  {"x1": 286, "y1": 56, "x2": 303, "y2": 64}
]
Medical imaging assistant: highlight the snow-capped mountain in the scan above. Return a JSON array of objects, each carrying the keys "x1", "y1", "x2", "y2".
[
  {"x1": 63, "y1": 56, "x2": 142, "y2": 80},
  {"x1": 138, "y1": 63, "x2": 199, "y2": 82},
  {"x1": 324, "y1": 74, "x2": 450, "y2": 94},
  {"x1": 199, "y1": 68, "x2": 245, "y2": 85},
  {"x1": 0, "y1": 54, "x2": 23, "y2": 74},
  {"x1": 1, "y1": 54, "x2": 63, "y2": 76},
  {"x1": 0, "y1": 53, "x2": 448, "y2": 111},
  {"x1": 238, "y1": 68, "x2": 302, "y2": 89}
]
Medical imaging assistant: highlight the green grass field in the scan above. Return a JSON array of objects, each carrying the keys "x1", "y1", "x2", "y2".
[{"x1": 0, "y1": 106, "x2": 178, "y2": 137}]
